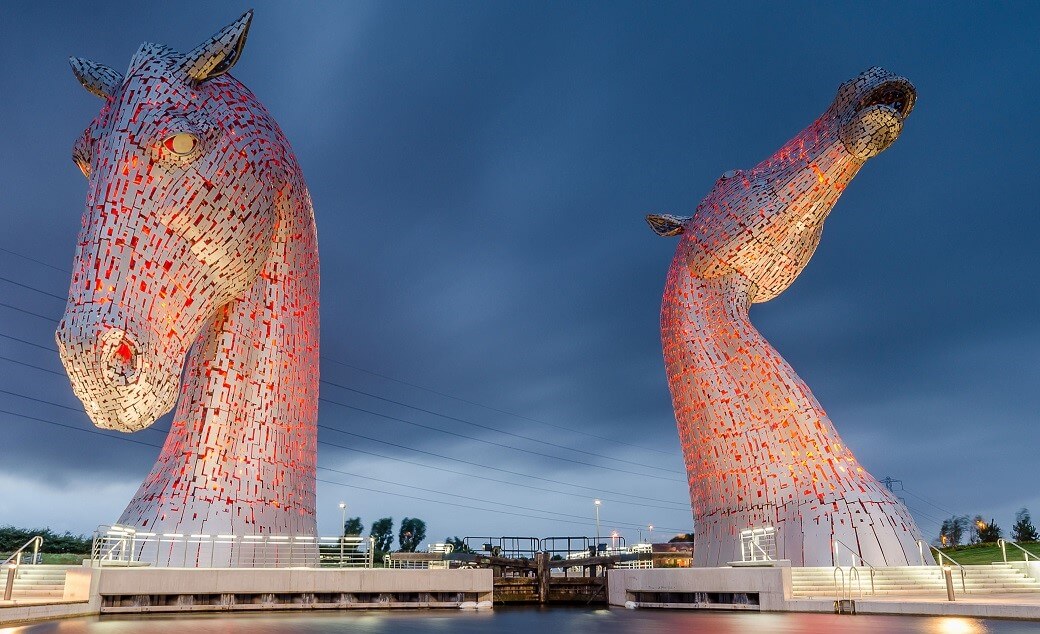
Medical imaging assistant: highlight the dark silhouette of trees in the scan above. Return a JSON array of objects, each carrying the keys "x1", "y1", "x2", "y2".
[
  {"x1": 0, "y1": 526, "x2": 91, "y2": 554},
  {"x1": 1013, "y1": 508, "x2": 1039, "y2": 543},
  {"x1": 343, "y1": 517, "x2": 363, "y2": 536},
  {"x1": 370, "y1": 518, "x2": 394, "y2": 562},
  {"x1": 398, "y1": 517, "x2": 426, "y2": 552},
  {"x1": 940, "y1": 516, "x2": 969, "y2": 547}
]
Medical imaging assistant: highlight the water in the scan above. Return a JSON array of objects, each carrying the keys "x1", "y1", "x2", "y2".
[{"x1": 3, "y1": 608, "x2": 1038, "y2": 634}]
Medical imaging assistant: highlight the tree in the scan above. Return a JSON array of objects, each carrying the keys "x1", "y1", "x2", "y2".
[
  {"x1": 398, "y1": 517, "x2": 426, "y2": 552},
  {"x1": 444, "y1": 536, "x2": 474, "y2": 554},
  {"x1": 343, "y1": 517, "x2": 363, "y2": 536},
  {"x1": 0, "y1": 526, "x2": 91, "y2": 554},
  {"x1": 976, "y1": 518, "x2": 1002, "y2": 543},
  {"x1": 370, "y1": 517, "x2": 394, "y2": 561},
  {"x1": 941, "y1": 515, "x2": 970, "y2": 547},
  {"x1": 1013, "y1": 508, "x2": 1039, "y2": 543},
  {"x1": 669, "y1": 533, "x2": 694, "y2": 543},
  {"x1": 971, "y1": 515, "x2": 986, "y2": 544}
]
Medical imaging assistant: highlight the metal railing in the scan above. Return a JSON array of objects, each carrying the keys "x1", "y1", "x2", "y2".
[
  {"x1": 384, "y1": 543, "x2": 455, "y2": 569},
  {"x1": 1, "y1": 535, "x2": 42, "y2": 568},
  {"x1": 91, "y1": 525, "x2": 374, "y2": 568},
  {"x1": 464, "y1": 536, "x2": 541, "y2": 560},
  {"x1": 832, "y1": 538, "x2": 876, "y2": 595},
  {"x1": 748, "y1": 540, "x2": 775, "y2": 562},
  {"x1": 998, "y1": 539, "x2": 1040, "y2": 564},
  {"x1": 2, "y1": 536, "x2": 44, "y2": 600},
  {"x1": 918, "y1": 540, "x2": 966, "y2": 592}
]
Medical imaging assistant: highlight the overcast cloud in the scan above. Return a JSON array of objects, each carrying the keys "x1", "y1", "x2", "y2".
[{"x1": 0, "y1": 1, "x2": 1037, "y2": 545}]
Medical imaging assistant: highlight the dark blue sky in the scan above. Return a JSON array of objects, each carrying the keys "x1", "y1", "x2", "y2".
[{"x1": 0, "y1": 1, "x2": 1037, "y2": 545}]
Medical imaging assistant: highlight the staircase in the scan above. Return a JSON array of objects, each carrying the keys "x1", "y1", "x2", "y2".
[
  {"x1": 0, "y1": 565, "x2": 73, "y2": 600},
  {"x1": 791, "y1": 564, "x2": 1040, "y2": 598}
]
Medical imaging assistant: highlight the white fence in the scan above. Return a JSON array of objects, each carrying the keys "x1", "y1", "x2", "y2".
[{"x1": 92, "y1": 525, "x2": 374, "y2": 568}]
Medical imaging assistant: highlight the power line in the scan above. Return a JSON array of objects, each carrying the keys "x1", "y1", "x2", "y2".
[
  {"x1": 321, "y1": 356, "x2": 673, "y2": 456},
  {"x1": 321, "y1": 376, "x2": 680, "y2": 474},
  {"x1": 0, "y1": 247, "x2": 69, "y2": 274},
  {"x1": 315, "y1": 476, "x2": 688, "y2": 533},
  {"x1": 318, "y1": 394, "x2": 683, "y2": 483},
  {"x1": 0, "y1": 301, "x2": 57, "y2": 322},
  {"x1": 0, "y1": 405, "x2": 689, "y2": 533},
  {"x1": 902, "y1": 487, "x2": 958, "y2": 518},
  {"x1": 315, "y1": 465, "x2": 682, "y2": 533},
  {"x1": 0, "y1": 275, "x2": 66, "y2": 301},
  {"x1": 315, "y1": 430, "x2": 688, "y2": 507},
  {"x1": 0, "y1": 252, "x2": 675, "y2": 459},
  {"x1": 0, "y1": 280, "x2": 681, "y2": 477},
  {"x1": 0, "y1": 356, "x2": 691, "y2": 510},
  {"x1": 0, "y1": 328, "x2": 684, "y2": 484}
]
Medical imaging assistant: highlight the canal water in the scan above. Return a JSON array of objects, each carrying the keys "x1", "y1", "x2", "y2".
[{"x1": 3, "y1": 608, "x2": 1037, "y2": 634}]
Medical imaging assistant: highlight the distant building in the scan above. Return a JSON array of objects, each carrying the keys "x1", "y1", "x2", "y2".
[{"x1": 652, "y1": 542, "x2": 693, "y2": 568}]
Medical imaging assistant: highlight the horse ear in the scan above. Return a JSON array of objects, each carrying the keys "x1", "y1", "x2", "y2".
[
  {"x1": 182, "y1": 10, "x2": 253, "y2": 82},
  {"x1": 646, "y1": 214, "x2": 691, "y2": 237},
  {"x1": 69, "y1": 57, "x2": 122, "y2": 99}
]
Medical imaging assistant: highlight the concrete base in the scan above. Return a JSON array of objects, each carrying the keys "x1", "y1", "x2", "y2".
[
  {"x1": 609, "y1": 567, "x2": 791, "y2": 611},
  {"x1": 1, "y1": 567, "x2": 493, "y2": 625},
  {"x1": 609, "y1": 567, "x2": 1040, "y2": 620}
]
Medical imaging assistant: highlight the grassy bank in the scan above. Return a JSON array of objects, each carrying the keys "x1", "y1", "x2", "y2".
[{"x1": 937, "y1": 542, "x2": 1040, "y2": 565}]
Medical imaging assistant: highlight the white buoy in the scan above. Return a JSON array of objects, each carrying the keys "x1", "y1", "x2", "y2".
[
  {"x1": 624, "y1": 600, "x2": 637, "y2": 609},
  {"x1": 459, "y1": 601, "x2": 478, "y2": 610}
]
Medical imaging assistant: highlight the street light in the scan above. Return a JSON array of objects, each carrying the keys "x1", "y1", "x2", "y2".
[
  {"x1": 594, "y1": 499, "x2": 602, "y2": 552},
  {"x1": 648, "y1": 524, "x2": 653, "y2": 544},
  {"x1": 611, "y1": 530, "x2": 619, "y2": 551},
  {"x1": 338, "y1": 502, "x2": 347, "y2": 567}
]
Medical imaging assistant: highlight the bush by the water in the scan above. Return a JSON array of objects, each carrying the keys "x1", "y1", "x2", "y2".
[{"x1": 0, "y1": 525, "x2": 91, "y2": 554}]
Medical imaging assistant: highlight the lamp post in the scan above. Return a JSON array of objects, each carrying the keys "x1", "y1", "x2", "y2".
[
  {"x1": 648, "y1": 524, "x2": 653, "y2": 544},
  {"x1": 339, "y1": 502, "x2": 347, "y2": 566},
  {"x1": 594, "y1": 499, "x2": 602, "y2": 553}
]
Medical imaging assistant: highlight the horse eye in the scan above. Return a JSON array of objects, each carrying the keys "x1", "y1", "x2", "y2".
[{"x1": 163, "y1": 133, "x2": 199, "y2": 156}]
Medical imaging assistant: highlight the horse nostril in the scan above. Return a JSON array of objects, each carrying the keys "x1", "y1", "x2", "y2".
[{"x1": 101, "y1": 329, "x2": 140, "y2": 386}]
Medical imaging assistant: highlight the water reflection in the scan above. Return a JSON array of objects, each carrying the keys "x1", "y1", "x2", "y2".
[{"x1": 1, "y1": 608, "x2": 1033, "y2": 634}]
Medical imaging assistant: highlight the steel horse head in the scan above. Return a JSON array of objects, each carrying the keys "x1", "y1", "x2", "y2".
[{"x1": 58, "y1": 11, "x2": 320, "y2": 544}]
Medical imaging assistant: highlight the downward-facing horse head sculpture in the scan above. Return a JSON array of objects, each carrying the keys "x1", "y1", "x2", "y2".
[
  {"x1": 647, "y1": 68, "x2": 924, "y2": 567},
  {"x1": 56, "y1": 11, "x2": 320, "y2": 557}
]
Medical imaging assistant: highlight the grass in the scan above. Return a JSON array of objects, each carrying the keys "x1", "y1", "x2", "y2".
[
  {"x1": 936, "y1": 542, "x2": 1040, "y2": 566},
  {"x1": 35, "y1": 553, "x2": 89, "y2": 565}
]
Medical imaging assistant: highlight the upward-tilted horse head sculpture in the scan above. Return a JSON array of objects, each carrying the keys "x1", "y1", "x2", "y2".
[
  {"x1": 646, "y1": 68, "x2": 924, "y2": 566},
  {"x1": 56, "y1": 11, "x2": 320, "y2": 548}
]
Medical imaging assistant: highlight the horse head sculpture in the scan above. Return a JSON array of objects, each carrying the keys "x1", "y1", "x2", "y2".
[
  {"x1": 646, "y1": 68, "x2": 924, "y2": 566},
  {"x1": 57, "y1": 11, "x2": 320, "y2": 547}
]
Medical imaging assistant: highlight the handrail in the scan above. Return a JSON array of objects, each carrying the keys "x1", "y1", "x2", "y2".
[
  {"x1": 749, "y1": 540, "x2": 774, "y2": 562},
  {"x1": 848, "y1": 565, "x2": 862, "y2": 599},
  {"x1": 998, "y1": 539, "x2": 1040, "y2": 564},
  {"x1": 90, "y1": 524, "x2": 374, "y2": 568},
  {"x1": 918, "y1": 540, "x2": 966, "y2": 593},
  {"x1": 2, "y1": 535, "x2": 43, "y2": 600},
  {"x1": 832, "y1": 566, "x2": 845, "y2": 602},
  {"x1": 1, "y1": 535, "x2": 43, "y2": 567},
  {"x1": 832, "y1": 538, "x2": 876, "y2": 594}
]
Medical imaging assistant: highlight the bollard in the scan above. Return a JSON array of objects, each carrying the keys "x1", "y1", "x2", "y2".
[
  {"x1": 536, "y1": 552, "x2": 550, "y2": 604},
  {"x1": 4, "y1": 565, "x2": 15, "y2": 601},
  {"x1": 943, "y1": 566, "x2": 955, "y2": 601}
]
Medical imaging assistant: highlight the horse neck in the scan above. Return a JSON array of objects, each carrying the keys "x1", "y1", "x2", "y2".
[
  {"x1": 148, "y1": 173, "x2": 319, "y2": 532},
  {"x1": 661, "y1": 260, "x2": 862, "y2": 483}
]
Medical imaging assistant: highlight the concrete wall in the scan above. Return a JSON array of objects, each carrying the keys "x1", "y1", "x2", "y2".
[
  {"x1": 63, "y1": 568, "x2": 94, "y2": 601},
  {"x1": 1008, "y1": 562, "x2": 1040, "y2": 583},
  {"x1": 95, "y1": 567, "x2": 491, "y2": 597},
  {"x1": 608, "y1": 567, "x2": 792, "y2": 611}
]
